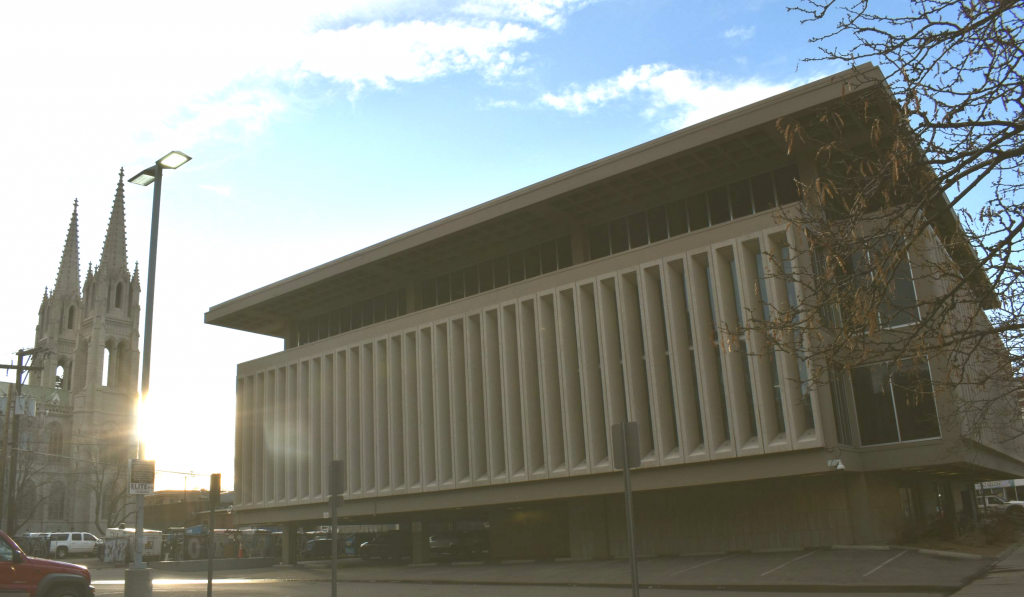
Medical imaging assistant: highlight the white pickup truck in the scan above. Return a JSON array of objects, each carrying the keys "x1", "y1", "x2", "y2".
[{"x1": 977, "y1": 494, "x2": 1024, "y2": 515}]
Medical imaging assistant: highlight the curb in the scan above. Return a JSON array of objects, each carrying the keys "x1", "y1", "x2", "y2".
[
  {"x1": 917, "y1": 548, "x2": 983, "y2": 561},
  {"x1": 499, "y1": 559, "x2": 536, "y2": 565},
  {"x1": 407, "y1": 563, "x2": 437, "y2": 567},
  {"x1": 832, "y1": 545, "x2": 890, "y2": 551},
  {"x1": 752, "y1": 547, "x2": 804, "y2": 554},
  {"x1": 680, "y1": 551, "x2": 727, "y2": 557},
  {"x1": 451, "y1": 561, "x2": 484, "y2": 566}
]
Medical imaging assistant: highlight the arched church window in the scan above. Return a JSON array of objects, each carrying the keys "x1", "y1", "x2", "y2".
[
  {"x1": 47, "y1": 422, "x2": 63, "y2": 457},
  {"x1": 102, "y1": 342, "x2": 115, "y2": 387},
  {"x1": 117, "y1": 341, "x2": 131, "y2": 388},
  {"x1": 68, "y1": 305, "x2": 75, "y2": 329},
  {"x1": 55, "y1": 363, "x2": 65, "y2": 389},
  {"x1": 115, "y1": 283, "x2": 123, "y2": 309},
  {"x1": 47, "y1": 481, "x2": 66, "y2": 520}
]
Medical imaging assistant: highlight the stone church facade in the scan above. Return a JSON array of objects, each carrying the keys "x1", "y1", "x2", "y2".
[{"x1": 15, "y1": 170, "x2": 141, "y2": 534}]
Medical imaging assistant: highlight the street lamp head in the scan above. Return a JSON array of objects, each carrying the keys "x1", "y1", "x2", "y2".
[
  {"x1": 128, "y1": 166, "x2": 158, "y2": 187},
  {"x1": 158, "y1": 151, "x2": 191, "y2": 169}
]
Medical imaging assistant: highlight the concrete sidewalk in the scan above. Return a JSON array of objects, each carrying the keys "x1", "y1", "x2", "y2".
[{"x1": 951, "y1": 543, "x2": 1024, "y2": 596}]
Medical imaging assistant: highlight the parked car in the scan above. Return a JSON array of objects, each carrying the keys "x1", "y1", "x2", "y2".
[
  {"x1": 0, "y1": 529, "x2": 94, "y2": 596},
  {"x1": 429, "y1": 532, "x2": 470, "y2": 556},
  {"x1": 977, "y1": 495, "x2": 1024, "y2": 514},
  {"x1": 300, "y1": 538, "x2": 334, "y2": 560},
  {"x1": 358, "y1": 533, "x2": 412, "y2": 561},
  {"x1": 46, "y1": 533, "x2": 102, "y2": 559}
]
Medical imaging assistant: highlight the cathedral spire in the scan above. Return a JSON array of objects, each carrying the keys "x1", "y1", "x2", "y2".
[
  {"x1": 52, "y1": 199, "x2": 81, "y2": 299},
  {"x1": 98, "y1": 168, "x2": 129, "y2": 276}
]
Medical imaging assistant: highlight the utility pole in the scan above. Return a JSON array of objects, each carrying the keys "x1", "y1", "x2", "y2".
[{"x1": 0, "y1": 348, "x2": 44, "y2": 533}]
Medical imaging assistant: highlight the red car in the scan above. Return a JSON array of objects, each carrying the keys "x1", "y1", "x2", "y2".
[{"x1": 0, "y1": 530, "x2": 93, "y2": 596}]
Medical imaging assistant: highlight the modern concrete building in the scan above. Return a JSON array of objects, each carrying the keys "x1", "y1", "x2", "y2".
[{"x1": 206, "y1": 66, "x2": 1024, "y2": 561}]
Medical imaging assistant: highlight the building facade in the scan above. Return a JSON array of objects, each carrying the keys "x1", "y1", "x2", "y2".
[
  {"x1": 207, "y1": 67, "x2": 1024, "y2": 560},
  {"x1": 9, "y1": 171, "x2": 141, "y2": 534}
]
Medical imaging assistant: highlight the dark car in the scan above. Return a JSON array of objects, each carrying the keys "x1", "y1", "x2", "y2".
[
  {"x1": 301, "y1": 538, "x2": 334, "y2": 560},
  {"x1": 358, "y1": 533, "x2": 412, "y2": 561},
  {"x1": 429, "y1": 532, "x2": 469, "y2": 556}
]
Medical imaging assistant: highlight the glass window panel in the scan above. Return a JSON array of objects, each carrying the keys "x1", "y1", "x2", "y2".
[
  {"x1": 628, "y1": 212, "x2": 649, "y2": 248},
  {"x1": 363, "y1": 300, "x2": 374, "y2": 326},
  {"x1": 350, "y1": 303, "x2": 363, "y2": 329},
  {"x1": 298, "y1": 320, "x2": 308, "y2": 345},
  {"x1": 386, "y1": 291, "x2": 399, "y2": 319},
  {"x1": 648, "y1": 206, "x2": 668, "y2": 242},
  {"x1": 774, "y1": 164, "x2": 801, "y2": 205},
  {"x1": 308, "y1": 318, "x2": 319, "y2": 342},
  {"x1": 891, "y1": 361, "x2": 940, "y2": 441},
  {"x1": 589, "y1": 224, "x2": 611, "y2": 259},
  {"x1": 829, "y1": 366, "x2": 854, "y2": 446},
  {"x1": 465, "y1": 265, "x2": 479, "y2": 296},
  {"x1": 319, "y1": 313, "x2": 330, "y2": 339},
  {"x1": 751, "y1": 172, "x2": 777, "y2": 212},
  {"x1": 494, "y1": 255, "x2": 509, "y2": 287},
  {"x1": 666, "y1": 200, "x2": 688, "y2": 237},
  {"x1": 508, "y1": 250, "x2": 526, "y2": 283},
  {"x1": 850, "y1": 363, "x2": 900, "y2": 445},
  {"x1": 330, "y1": 310, "x2": 341, "y2": 336},
  {"x1": 479, "y1": 261, "x2": 495, "y2": 291},
  {"x1": 540, "y1": 241, "x2": 558, "y2": 274},
  {"x1": 879, "y1": 253, "x2": 920, "y2": 327},
  {"x1": 436, "y1": 273, "x2": 451, "y2": 304},
  {"x1": 609, "y1": 218, "x2": 629, "y2": 254},
  {"x1": 373, "y1": 295, "x2": 386, "y2": 323},
  {"x1": 525, "y1": 245, "x2": 541, "y2": 278},
  {"x1": 339, "y1": 306, "x2": 351, "y2": 333},
  {"x1": 420, "y1": 279, "x2": 437, "y2": 309},
  {"x1": 707, "y1": 186, "x2": 731, "y2": 224},
  {"x1": 398, "y1": 292, "x2": 407, "y2": 316},
  {"x1": 451, "y1": 269, "x2": 465, "y2": 300},
  {"x1": 729, "y1": 180, "x2": 753, "y2": 218},
  {"x1": 556, "y1": 236, "x2": 573, "y2": 268},
  {"x1": 687, "y1": 194, "x2": 709, "y2": 230}
]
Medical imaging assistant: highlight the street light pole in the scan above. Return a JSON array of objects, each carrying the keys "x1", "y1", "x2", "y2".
[{"x1": 125, "y1": 150, "x2": 191, "y2": 597}]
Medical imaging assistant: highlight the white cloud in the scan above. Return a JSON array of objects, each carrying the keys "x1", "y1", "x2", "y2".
[
  {"x1": 199, "y1": 185, "x2": 233, "y2": 197},
  {"x1": 724, "y1": 25, "x2": 755, "y2": 40},
  {"x1": 0, "y1": 0, "x2": 583, "y2": 178},
  {"x1": 301, "y1": 20, "x2": 536, "y2": 93},
  {"x1": 456, "y1": 0, "x2": 596, "y2": 29},
  {"x1": 540, "y1": 64, "x2": 812, "y2": 130}
]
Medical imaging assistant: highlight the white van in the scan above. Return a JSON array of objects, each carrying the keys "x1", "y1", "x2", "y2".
[{"x1": 47, "y1": 532, "x2": 102, "y2": 558}]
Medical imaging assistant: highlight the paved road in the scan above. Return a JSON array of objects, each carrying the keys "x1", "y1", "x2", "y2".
[
  {"x1": 84, "y1": 546, "x2": 1002, "y2": 596},
  {"x1": 93, "y1": 579, "x2": 944, "y2": 597}
]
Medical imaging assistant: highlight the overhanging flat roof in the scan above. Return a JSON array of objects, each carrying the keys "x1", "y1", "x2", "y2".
[{"x1": 205, "y1": 65, "x2": 898, "y2": 336}]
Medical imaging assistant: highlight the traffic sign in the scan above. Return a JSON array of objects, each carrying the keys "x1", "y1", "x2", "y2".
[{"x1": 129, "y1": 459, "x2": 156, "y2": 495}]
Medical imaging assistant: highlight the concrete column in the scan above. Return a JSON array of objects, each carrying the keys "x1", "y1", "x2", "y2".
[
  {"x1": 845, "y1": 472, "x2": 876, "y2": 545},
  {"x1": 280, "y1": 523, "x2": 298, "y2": 565},
  {"x1": 410, "y1": 522, "x2": 430, "y2": 564}
]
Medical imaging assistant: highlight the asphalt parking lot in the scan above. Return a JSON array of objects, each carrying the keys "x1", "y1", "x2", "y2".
[{"x1": 89, "y1": 546, "x2": 993, "y2": 594}]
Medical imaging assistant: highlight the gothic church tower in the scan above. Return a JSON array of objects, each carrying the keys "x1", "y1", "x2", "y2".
[{"x1": 27, "y1": 170, "x2": 142, "y2": 532}]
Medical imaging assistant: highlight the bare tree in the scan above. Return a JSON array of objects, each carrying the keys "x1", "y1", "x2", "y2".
[
  {"x1": 75, "y1": 442, "x2": 132, "y2": 535},
  {"x1": 757, "y1": 1, "x2": 1024, "y2": 450},
  {"x1": 8, "y1": 417, "x2": 67, "y2": 535}
]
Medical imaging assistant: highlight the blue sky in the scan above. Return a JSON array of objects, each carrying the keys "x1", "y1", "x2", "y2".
[{"x1": 0, "y1": 0, "x2": 844, "y2": 490}]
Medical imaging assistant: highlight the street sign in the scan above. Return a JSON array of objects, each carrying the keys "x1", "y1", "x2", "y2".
[
  {"x1": 128, "y1": 459, "x2": 155, "y2": 495},
  {"x1": 612, "y1": 422, "x2": 641, "y2": 470}
]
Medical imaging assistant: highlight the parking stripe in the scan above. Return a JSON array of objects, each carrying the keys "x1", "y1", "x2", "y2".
[
  {"x1": 862, "y1": 550, "x2": 907, "y2": 577},
  {"x1": 760, "y1": 550, "x2": 816, "y2": 576},
  {"x1": 668, "y1": 554, "x2": 733, "y2": 577}
]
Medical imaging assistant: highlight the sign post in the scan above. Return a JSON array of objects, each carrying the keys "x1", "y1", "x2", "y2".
[
  {"x1": 208, "y1": 473, "x2": 220, "y2": 597},
  {"x1": 612, "y1": 422, "x2": 641, "y2": 597},
  {"x1": 329, "y1": 460, "x2": 345, "y2": 597},
  {"x1": 128, "y1": 459, "x2": 155, "y2": 570}
]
